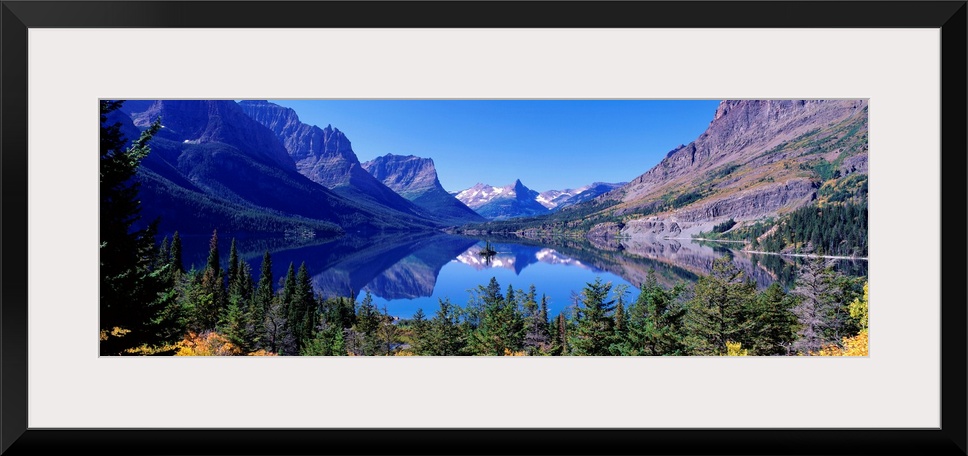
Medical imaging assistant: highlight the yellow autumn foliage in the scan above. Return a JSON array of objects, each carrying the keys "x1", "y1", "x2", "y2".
[
  {"x1": 724, "y1": 341, "x2": 749, "y2": 356},
  {"x1": 175, "y1": 331, "x2": 242, "y2": 356},
  {"x1": 99, "y1": 327, "x2": 132, "y2": 341},
  {"x1": 849, "y1": 282, "x2": 869, "y2": 332},
  {"x1": 247, "y1": 349, "x2": 278, "y2": 356},
  {"x1": 813, "y1": 331, "x2": 868, "y2": 357},
  {"x1": 503, "y1": 348, "x2": 527, "y2": 356}
]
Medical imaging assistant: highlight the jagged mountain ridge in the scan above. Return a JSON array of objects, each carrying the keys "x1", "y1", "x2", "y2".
[
  {"x1": 361, "y1": 154, "x2": 485, "y2": 225},
  {"x1": 454, "y1": 180, "x2": 551, "y2": 220},
  {"x1": 591, "y1": 99, "x2": 869, "y2": 238},
  {"x1": 118, "y1": 100, "x2": 436, "y2": 234},
  {"x1": 537, "y1": 182, "x2": 627, "y2": 210},
  {"x1": 237, "y1": 100, "x2": 441, "y2": 226}
]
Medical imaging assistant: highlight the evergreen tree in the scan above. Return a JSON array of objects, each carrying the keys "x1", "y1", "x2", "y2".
[
  {"x1": 99, "y1": 100, "x2": 182, "y2": 355},
  {"x1": 289, "y1": 262, "x2": 317, "y2": 350},
  {"x1": 279, "y1": 263, "x2": 298, "y2": 352},
  {"x1": 551, "y1": 313, "x2": 569, "y2": 356},
  {"x1": 426, "y1": 298, "x2": 465, "y2": 356},
  {"x1": 624, "y1": 270, "x2": 688, "y2": 356},
  {"x1": 522, "y1": 285, "x2": 550, "y2": 355},
  {"x1": 204, "y1": 229, "x2": 221, "y2": 276},
  {"x1": 746, "y1": 283, "x2": 797, "y2": 355},
  {"x1": 409, "y1": 308, "x2": 430, "y2": 355},
  {"x1": 196, "y1": 229, "x2": 227, "y2": 330},
  {"x1": 249, "y1": 250, "x2": 273, "y2": 350},
  {"x1": 609, "y1": 284, "x2": 630, "y2": 355},
  {"x1": 221, "y1": 259, "x2": 255, "y2": 351},
  {"x1": 227, "y1": 238, "x2": 240, "y2": 289},
  {"x1": 470, "y1": 278, "x2": 523, "y2": 355},
  {"x1": 353, "y1": 291, "x2": 380, "y2": 356},
  {"x1": 568, "y1": 277, "x2": 615, "y2": 356},
  {"x1": 331, "y1": 326, "x2": 347, "y2": 356},
  {"x1": 155, "y1": 236, "x2": 170, "y2": 272},
  {"x1": 170, "y1": 231, "x2": 184, "y2": 274},
  {"x1": 686, "y1": 257, "x2": 756, "y2": 355}
]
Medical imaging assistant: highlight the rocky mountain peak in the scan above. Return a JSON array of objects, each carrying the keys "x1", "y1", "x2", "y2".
[
  {"x1": 362, "y1": 154, "x2": 440, "y2": 194},
  {"x1": 617, "y1": 99, "x2": 868, "y2": 205},
  {"x1": 362, "y1": 154, "x2": 485, "y2": 224},
  {"x1": 133, "y1": 100, "x2": 296, "y2": 171}
]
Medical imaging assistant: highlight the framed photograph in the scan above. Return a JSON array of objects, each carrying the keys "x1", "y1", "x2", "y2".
[{"x1": 2, "y1": 1, "x2": 965, "y2": 455}]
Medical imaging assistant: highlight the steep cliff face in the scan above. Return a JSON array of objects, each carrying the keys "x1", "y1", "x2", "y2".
[
  {"x1": 362, "y1": 154, "x2": 485, "y2": 224},
  {"x1": 118, "y1": 100, "x2": 431, "y2": 234},
  {"x1": 363, "y1": 154, "x2": 439, "y2": 197},
  {"x1": 616, "y1": 100, "x2": 867, "y2": 203},
  {"x1": 238, "y1": 100, "x2": 440, "y2": 226},
  {"x1": 134, "y1": 100, "x2": 296, "y2": 171},
  {"x1": 591, "y1": 99, "x2": 868, "y2": 238}
]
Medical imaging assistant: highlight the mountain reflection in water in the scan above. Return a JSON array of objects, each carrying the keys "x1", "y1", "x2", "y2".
[{"x1": 176, "y1": 231, "x2": 867, "y2": 319}]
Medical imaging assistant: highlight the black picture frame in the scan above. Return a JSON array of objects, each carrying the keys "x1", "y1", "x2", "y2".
[{"x1": 2, "y1": 1, "x2": 965, "y2": 455}]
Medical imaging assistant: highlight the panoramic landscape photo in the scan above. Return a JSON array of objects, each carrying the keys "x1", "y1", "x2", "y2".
[{"x1": 100, "y1": 99, "x2": 869, "y2": 356}]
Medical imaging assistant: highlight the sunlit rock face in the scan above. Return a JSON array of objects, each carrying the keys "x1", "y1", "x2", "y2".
[{"x1": 363, "y1": 154, "x2": 485, "y2": 225}]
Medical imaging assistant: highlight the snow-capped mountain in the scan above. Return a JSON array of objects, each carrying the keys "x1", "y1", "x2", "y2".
[
  {"x1": 536, "y1": 182, "x2": 626, "y2": 210},
  {"x1": 452, "y1": 180, "x2": 550, "y2": 220}
]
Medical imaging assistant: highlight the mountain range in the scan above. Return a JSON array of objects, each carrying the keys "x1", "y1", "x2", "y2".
[
  {"x1": 453, "y1": 180, "x2": 551, "y2": 220},
  {"x1": 451, "y1": 180, "x2": 626, "y2": 220},
  {"x1": 109, "y1": 99, "x2": 867, "y2": 248},
  {"x1": 536, "y1": 182, "x2": 627, "y2": 210},
  {"x1": 466, "y1": 99, "x2": 869, "y2": 247},
  {"x1": 118, "y1": 100, "x2": 408, "y2": 236}
]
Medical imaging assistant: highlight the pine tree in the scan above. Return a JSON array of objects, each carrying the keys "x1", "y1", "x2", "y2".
[
  {"x1": 248, "y1": 250, "x2": 273, "y2": 350},
  {"x1": 470, "y1": 278, "x2": 523, "y2": 355},
  {"x1": 288, "y1": 262, "x2": 317, "y2": 350},
  {"x1": 170, "y1": 231, "x2": 184, "y2": 274},
  {"x1": 196, "y1": 229, "x2": 227, "y2": 330},
  {"x1": 409, "y1": 308, "x2": 430, "y2": 355},
  {"x1": 624, "y1": 270, "x2": 688, "y2": 356},
  {"x1": 280, "y1": 262, "x2": 298, "y2": 351},
  {"x1": 155, "y1": 236, "x2": 170, "y2": 272},
  {"x1": 746, "y1": 282, "x2": 797, "y2": 355},
  {"x1": 522, "y1": 285, "x2": 550, "y2": 355},
  {"x1": 227, "y1": 238, "x2": 240, "y2": 289},
  {"x1": 609, "y1": 284, "x2": 630, "y2": 355},
  {"x1": 686, "y1": 257, "x2": 756, "y2": 355},
  {"x1": 568, "y1": 277, "x2": 615, "y2": 356},
  {"x1": 427, "y1": 298, "x2": 465, "y2": 356},
  {"x1": 353, "y1": 291, "x2": 380, "y2": 356},
  {"x1": 331, "y1": 326, "x2": 347, "y2": 356},
  {"x1": 99, "y1": 100, "x2": 182, "y2": 355}
]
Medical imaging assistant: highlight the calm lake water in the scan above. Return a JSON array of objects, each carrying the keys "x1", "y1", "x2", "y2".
[{"x1": 174, "y1": 231, "x2": 868, "y2": 319}]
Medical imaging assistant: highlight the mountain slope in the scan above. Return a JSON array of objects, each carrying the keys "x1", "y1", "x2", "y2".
[
  {"x1": 120, "y1": 100, "x2": 432, "y2": 235},
  {"x1": 454, "y1": 180, "x2": 551, "y2": 220},
  {"x1": 362, "y1": 154, "x2": 485, "y2": 225},
  {"x1": 606, "y1": 99, "x2": 869, "y2": 237},
  {"x1": 237, "y1": 100, "x2": 440, "y2": 227},
  {"x1": 463, "y1": 99, "x2": 869, "y2": 244}
]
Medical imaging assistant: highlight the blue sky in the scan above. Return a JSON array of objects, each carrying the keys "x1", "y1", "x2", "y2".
[{"x1": 267, "y1": 99, "x2": 722, "y2": 192}]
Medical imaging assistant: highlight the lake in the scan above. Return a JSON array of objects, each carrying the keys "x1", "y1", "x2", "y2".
[{"x1": 174, "y1": 231, "x2": 868, "y2": 319}]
